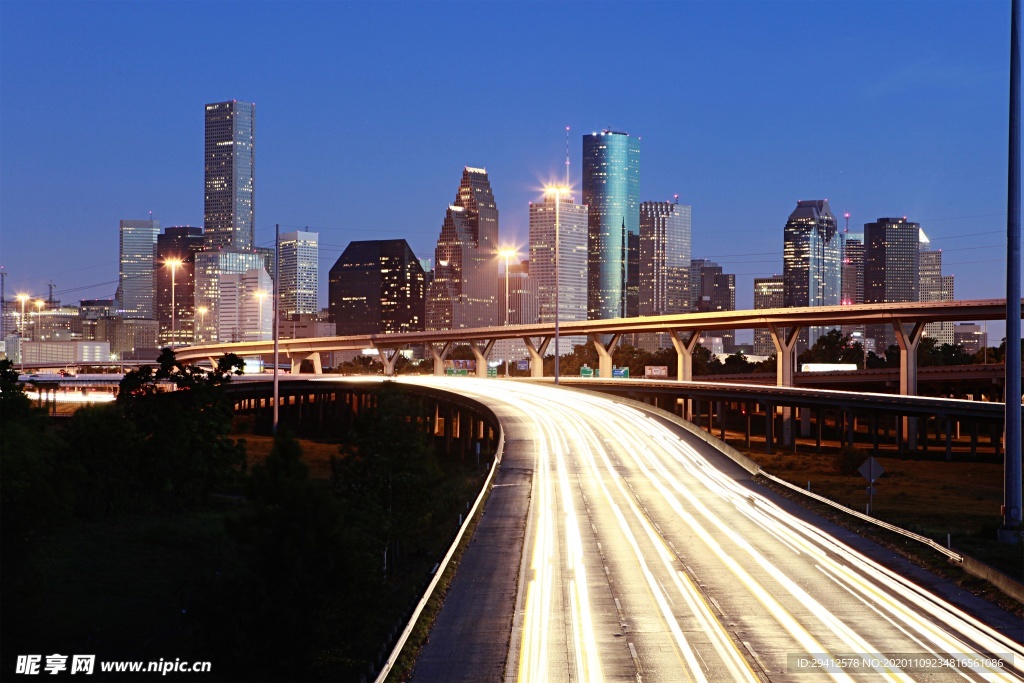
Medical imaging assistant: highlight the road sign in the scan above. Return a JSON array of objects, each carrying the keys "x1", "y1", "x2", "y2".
[
  {"x1": 858, "y1": 457, "x2": 885, "y2": 483},
  {"x1": 517, "y1": 360, "x2": 529, "y2": 371},
  {"x1": 858, "y1": 457, "x2": 884, "y2": 515},
  {"x1": 580, "y1": 366, "x2": 594, "y2": 378},
  {"x1": 612, "y1": 367, "x2": 629, "y2": 378}
]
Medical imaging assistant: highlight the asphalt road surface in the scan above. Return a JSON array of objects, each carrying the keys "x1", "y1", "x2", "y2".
[{"x1": 403, "y1": 378, "x2": 1023, "y2": 682}]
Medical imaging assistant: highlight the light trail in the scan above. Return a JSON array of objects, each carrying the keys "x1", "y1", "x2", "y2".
[{"x1": 397, "y1": 378, "x2": 1023, "y2": 682}]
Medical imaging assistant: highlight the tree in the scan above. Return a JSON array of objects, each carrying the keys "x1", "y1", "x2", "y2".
[
  {"x1": 797, "y1": 329, "x2": 864, "y2": 369},
  {"x1": 333, "y1": 383, "x2": 442, "y2": 580},
  {"x1": 719, "y1": 351, "x2": 754, "y2": 374}
]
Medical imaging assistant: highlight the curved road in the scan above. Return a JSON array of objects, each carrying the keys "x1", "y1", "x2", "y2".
[{"x1": 394, "y1": 378, "x2": 1023, "y2": 682}]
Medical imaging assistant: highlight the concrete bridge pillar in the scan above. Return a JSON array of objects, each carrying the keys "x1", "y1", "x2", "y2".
[
  {"x1": 669, "y1": 329, "x2": 701, "y2": 382},
  {"x1": 769, "y1": 323, "x2": 801, "y2": 447},
  {"x1": 522, "y1": 337, "x2": 552, "y2": 378},
  {"x1": 470, "y1": 339, "x2": 496, "y2": 379},
  {"x1": 430, "y1": 341, "x2": 454, "y2": 377},
  {"x1": 373, "y1": 344, "x2": 402, "y2": 377},
  {"x1": 893, "y1": 319, "x2": 925, "y2": 450},
  {"x1": 589, "y1": 332, "x2": 622, "y2": 379}
]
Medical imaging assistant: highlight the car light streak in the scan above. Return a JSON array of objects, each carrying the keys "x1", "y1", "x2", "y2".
[{"x1": 392, "y1": 379, "x2": 1022, "y2": 682}]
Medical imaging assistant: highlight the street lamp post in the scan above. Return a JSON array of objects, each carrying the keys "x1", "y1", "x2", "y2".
[
  {"x1": 166, "y1": 258, "x2": 182, "y2": 349},
  {"x1": 545, "y1": 185, "x2": 569, "y2": 384},
  {"x1": 16, "y1": 293, "x2": 29, "y2": 374},
  {"x1": 499, "y1": 247, "x2": 517, "y2": 377}
]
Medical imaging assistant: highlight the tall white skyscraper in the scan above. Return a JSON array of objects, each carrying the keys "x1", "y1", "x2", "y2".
[
  {"x1": 117, "y1": 218, "x2": 160, "y2": 319},
  {"x1": 529, "y1": 190, "x2": 588, "y2": 350},
  {"x1": 204, "y1": 100, "x2": 255, "y2": 251},
  {"x1": 279, "y1": 231, "x2": 319, "y2": 316}
]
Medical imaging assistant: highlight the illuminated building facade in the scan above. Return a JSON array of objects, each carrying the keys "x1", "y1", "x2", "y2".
[
  {"x1": 864, "y1": 216, "x2": 920, "y2": 348},
  {"x1": 582, "y1": 130, "x2": 640, "y2": 320},
  {"x1": 117, "y1": 218, "x2": 160, "y2": 319},
  {"x1": 218, "y1": 268, "x2": 273, "y2": 343},
  {"x1": 330, "y1": 239, "x2": 425, "y2": 335},
  {"x1": 194, "y1": 250, "x2": 267, "y2": 343},
  {"x1": 204, "y1": 100, "x2": 255, "y2": 251},
  {"x1": 753, "y1": 275, "x2": 785, "y2": 356},
  {"x1": 782, "y1": 199, "x2": 840, "y2": 348},
  {"x1": 155, "y1": 227, "x2": 204, "y2": 347},
  {"x1": 426, "y1": 167, "x2": 501, "y2": 331},
  {"x1": 919, "y1": 235, "x2": 954, "y2": 346},
  {"x1": 279, "y1": 231, "x2": 319, "y2": 316}
]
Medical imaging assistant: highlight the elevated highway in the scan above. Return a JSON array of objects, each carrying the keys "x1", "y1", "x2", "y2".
[
  {"x1": 175, "y1": 299, "x2": 1020, "y2": 401},
  {"x1": 369, "y1": 378, "x2": 1024, "y2": 682}
]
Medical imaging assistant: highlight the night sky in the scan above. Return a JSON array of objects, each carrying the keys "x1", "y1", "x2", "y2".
[{"x1": 0, "y1": 1, "x2": 1017, "y2": 341}]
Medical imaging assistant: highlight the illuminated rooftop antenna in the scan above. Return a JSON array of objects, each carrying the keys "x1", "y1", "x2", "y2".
[
  {"x1": 844, "y1": 211, "x2": 851, "y2": 233},
  {"x1": 564, "y1": 126, "x2": 571, "y2": 187}
]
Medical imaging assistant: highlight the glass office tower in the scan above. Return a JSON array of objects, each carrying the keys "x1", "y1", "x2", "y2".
[
  {"x1": 117, "y1": 218, "x2": 160, "y2": 319},
  {"x1": 426, "y1": 167, "x2": 500, "y2": 331},
  {"x1": 582, "y1": 130, "x2": 640, "y2": 320},
  {"x1": 782, "y1": 199, "x2": 840, "y2": 348},
  {"x1": 204, "y1": 100, "x2": 255, "y2": 251},
  {"x1": 864, "y1": 216, "x2": 921, "y2": 348}
]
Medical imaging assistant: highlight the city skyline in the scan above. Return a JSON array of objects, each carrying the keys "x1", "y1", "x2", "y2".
[{"x1": 0, "y1": 1, "x2": 1017, "y2": 342}]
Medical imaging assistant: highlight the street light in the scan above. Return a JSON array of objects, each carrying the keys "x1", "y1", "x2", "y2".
[
  {"x1": 498, "y1": 246, "x2": 518, "y2": 377},
  {"x1": 165, "y1": 258, "x2": 183, "y2": 348},
  {"x1": 544, "y1": 185, "x2": 570, "y2": 384}
]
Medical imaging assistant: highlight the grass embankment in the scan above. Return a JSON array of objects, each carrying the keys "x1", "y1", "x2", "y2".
[{"x1": 711, "y1": 428, "x2": 1022, "y2": 615}]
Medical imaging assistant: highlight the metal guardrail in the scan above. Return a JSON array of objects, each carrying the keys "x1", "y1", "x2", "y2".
[
  {"x1": 757, "y1": 471, "x2": 964, "y2": 563},
  {"x1": 374, "y1": 414, "x2": 505, "y2": 682}
]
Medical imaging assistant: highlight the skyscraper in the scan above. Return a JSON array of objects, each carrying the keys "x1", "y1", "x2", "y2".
[
  {"x1": 117, "y1": 218, "x2": 160, "y2": 319},
  {"x1": 636, "y1": 199, "x2": 691, "y2": 351},
  {"x1": 639, "y1": 199, "x2": 691, "y2": 316},
  {"x1": 753, "y1": 275, "x2": 785, "y2": 356},
  {"x1": 426, "y1": 167, "x2": 501, "y2": 331},
  {"x1": 204, "y1": 100, "x2": 255, "y2": 251},
  {"x1": 691, "y1": 259, "x2": 736, "y2": 351},
  {"x1": 329, "y1": 239, "x2": 426, "y2": 335},
  {"x1": 279, "y1": 230, "x2": 319, "y2": 317},
  {"x1": 864, "y1": 217, "x2": 920, "y2": 348},
  {"x1": 529, "y1": 190, "x2": 588, "y2": 350},
  {"x1": 155, "y1": 226, "x2": 204, "y2": 347},
  {"x1": 582, "y1": 130, "x2": 640, "y2": 320},
  {"x1": 839, "y1": 230, "x2": 865, "y2": 338},
  {"x1": 919, "y1": 233, "x2": 954, "y2": 346},
  {"x1": 782, "y1": 199, "x2": 840, "y2": 348}
]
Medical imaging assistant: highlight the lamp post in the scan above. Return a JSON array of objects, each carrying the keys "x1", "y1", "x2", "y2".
[
  {"x1": 545, "y1": 185, "x2": 570, "y2": 384},
  {"x1": 498, "y1": 247, "x2": 518, "y2": 377},
  {"x1": 16, "y1": 293, "x2": 29, "y2": 374},
  {"x1": 165, "y1": 258, "x2": 182, "y2": 348}
]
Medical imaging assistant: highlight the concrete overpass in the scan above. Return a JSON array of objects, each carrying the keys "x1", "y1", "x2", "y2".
[{"x1": 176, "y1": 298, "x2": 1020, "y2": 401}]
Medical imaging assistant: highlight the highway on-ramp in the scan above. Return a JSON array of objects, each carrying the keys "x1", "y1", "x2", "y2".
[{"x1": 394, "y1": 378, "x2": 1023, "y2": 682}]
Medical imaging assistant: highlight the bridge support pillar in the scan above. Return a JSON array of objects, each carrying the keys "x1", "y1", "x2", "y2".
[
  {"x1": 590, "y1": 332, "x2": 622, "y2": 379},
  {"x1": 522, "y1": 337, "x2": 551, "y2": 378},
  {"x1": 304, "y1": 352, "x2": 323, "y2": 375},
  {"x1": 893, "y1": 319, "x2": 925, "y2": 450},
  {"x1": 373, "y1": 344, "x2": 402, "y2": 377},
  {"x1": 800, "y1": 406, "x2": 811, "y2": 437},
  {"x1": 430, "y1": 342, "x2": 454, "y2": 377},
  {"x1": 669, "y1": 329, "x2": 701, "y2": 382},
  {"x1": 769, "y1": 323, "x2": 801, "y2": 447},
  {"x1": 470, "y1": 339, "x2": 496, "y2": 378}
]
